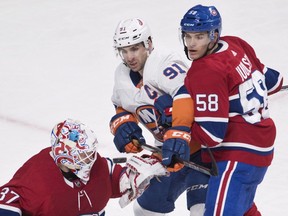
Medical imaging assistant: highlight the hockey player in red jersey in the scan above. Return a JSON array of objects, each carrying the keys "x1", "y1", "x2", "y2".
[
  {"x1": 0, "y1": 119, "x2": 168, "y2": 216},
  {"x1": 179, "y1": 4, "x2": 283, "y2": 216}
]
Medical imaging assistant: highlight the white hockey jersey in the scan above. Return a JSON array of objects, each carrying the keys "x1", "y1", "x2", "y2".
[{"x1": 111, "y1": 48, "x2": 189, "y2": 112}]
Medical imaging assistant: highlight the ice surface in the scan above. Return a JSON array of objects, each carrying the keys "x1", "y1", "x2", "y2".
[{"x1": 0, "y1": 0, "x2": 287, "y2": 215}]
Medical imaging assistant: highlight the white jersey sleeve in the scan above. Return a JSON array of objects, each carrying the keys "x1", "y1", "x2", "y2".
[
  {"x1": 142, "y1": 49, "x2": 189, "y2": 98},
  {"x1": 111, "y1": 49, "x2": 189, "y2": 113},
  {"x1": 111, "y1": 63, "x2": 150, "y2": 113}
]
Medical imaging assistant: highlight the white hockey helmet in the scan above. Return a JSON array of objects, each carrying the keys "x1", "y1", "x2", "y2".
[
  {"x1": 50, "y1": 119, "x2": 98, "y2": 182},
  {"x1": 113, "y1": 18, "x2": 152, "y2": 51}
]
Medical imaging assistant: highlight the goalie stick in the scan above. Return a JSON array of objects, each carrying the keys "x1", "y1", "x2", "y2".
[{"x1": 140, "y1": 143, "x2": 218, "y2": 176}]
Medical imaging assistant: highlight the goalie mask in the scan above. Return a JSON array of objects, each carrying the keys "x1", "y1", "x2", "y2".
[{"x1": 50, "y1": 119, "x2": 98, "y2": 182}]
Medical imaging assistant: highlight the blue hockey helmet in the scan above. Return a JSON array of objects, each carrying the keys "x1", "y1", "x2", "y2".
[{"x1": 180, "y1": 5, "x2": 222, "y2": 40}]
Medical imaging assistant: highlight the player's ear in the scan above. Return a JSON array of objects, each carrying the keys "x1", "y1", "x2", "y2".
[{"x1": 148, "y1": 37, "x2": 153, "y2": 52}]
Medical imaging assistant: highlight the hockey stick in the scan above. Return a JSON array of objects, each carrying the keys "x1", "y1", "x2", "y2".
[
  {"x1": 201, "y1": 143, "x2": 218, "y2": 176},
  {"x1": 281, "y1": 84, "x2": 288, "y2": 91},
  {"x1": 140, "y1": 143, "x2": 218, "y2": 176},
  {"x1": 112, "y1": 157, "x2": 127, "y2": 163}
]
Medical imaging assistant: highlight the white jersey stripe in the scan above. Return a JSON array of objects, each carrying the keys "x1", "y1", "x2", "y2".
[
  {"x1": 213, "y1": 161, "x2": 237, "y2": 216},
  {"x1": 173, "y1": 93, "x2": 191, "y2": 100},
  {"x1": 206, "y1": 142, "x2": 274, "y2": 152},
  {"x1": 195, "y1": 117, "x2": 228, "y2": 123},
  {"x1": 0, "y1": 204, "x2": 22, "y2": 215},
  {"x1": 200, "y1": 126, "x2": 223, "y2": 143},
  {"x1": 106, "y1": 158, "x2": 114, "y2": 175}
]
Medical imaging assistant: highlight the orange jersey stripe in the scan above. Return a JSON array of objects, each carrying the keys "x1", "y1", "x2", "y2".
[
  {"x1": 116, "y1": 107, "x2": 126, "y2": 114},
  {"x1": 172, "y1": 97, "x2": 194, "y2": 128}
]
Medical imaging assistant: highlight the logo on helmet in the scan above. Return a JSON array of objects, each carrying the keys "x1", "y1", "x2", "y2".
[
  {"x1": 137, "y1": 19, "x2": 144, "y2": 26},
  {"x1": 210, "y1": 9, "x2": 218, "y2": 16},
  {"x1": 183, "y1": 23, "x2": 195, "y2": 27},
  {"x1": 189, "y1": 10, "x2": 197, "y2": 15},
  {"x1": 119, "y1": 27, "x2": 126, "y2": 33}
]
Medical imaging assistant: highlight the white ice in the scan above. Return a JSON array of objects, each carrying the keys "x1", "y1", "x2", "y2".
[{"x1": 0, "y1": 0, "x2": 287, "y2": 215}]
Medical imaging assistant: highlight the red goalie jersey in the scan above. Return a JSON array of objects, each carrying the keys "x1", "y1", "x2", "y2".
[
  {"x1": 185, "y1": 36, "x2": 283, "y2": 167},
  {"x1": 0, "y1": 147, "x2": 123, "y2": 216}
]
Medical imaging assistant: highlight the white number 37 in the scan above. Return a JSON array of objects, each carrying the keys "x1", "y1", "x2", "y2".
[{"x1": 0, "y1": 187, "x2": 20, "y2": 204}]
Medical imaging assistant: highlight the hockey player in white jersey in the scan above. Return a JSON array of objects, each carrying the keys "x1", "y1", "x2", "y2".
[{"x1": 109, "y1": 18, "x2": 210, "y2": 215}]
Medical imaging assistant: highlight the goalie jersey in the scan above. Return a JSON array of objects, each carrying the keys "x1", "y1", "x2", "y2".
[
  {"x1": 184, "y1": 36, "x2": 283, "y2": 166},
  {"x1": 0, "y1": 148, "x2": 123, "y2": 216}
]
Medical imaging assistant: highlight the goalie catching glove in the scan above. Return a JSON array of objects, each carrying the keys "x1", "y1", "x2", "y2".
[
  {"x1": 110, "y1": 111, "x2": 145, "y2": 153},
  {"x1": 162, "y1": 126, "x2": 191, "y2": 172},
  {"x1": 119, "y1": 154, "x2": 169, "y2": 208}
]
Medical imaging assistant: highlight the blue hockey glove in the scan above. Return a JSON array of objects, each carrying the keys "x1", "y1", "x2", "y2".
[
  {"x1": 162, "y1": 126, "x2": 191, "y2": 172},
  {"x1": 110, "y1": 112, "x2": 145, "y2": 153},
  {"x1": 154, "y1": 94, "x2": 173, "y2": 128}
]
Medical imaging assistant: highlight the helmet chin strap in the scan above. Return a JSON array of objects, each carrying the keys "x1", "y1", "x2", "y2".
[
  {"x1": 184, "y1": 46, "x2": 190, "y2": 60},
  {"x1": 203, "y1": 40, "x2": 218, "y2": 57}
]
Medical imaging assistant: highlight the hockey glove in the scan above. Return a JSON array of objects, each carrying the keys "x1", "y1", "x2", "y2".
[
  {"x1": 162, "y1": 126, "x2": 191, "y2": 172},
  {"x1": 119, "y1": 154, "x2": 169, "y2": 208},
  {"x1": 154, "y1": 94, "x2": 173, "y2": 128},
  {"x1": 110, "y1": 112, "x2": 145, "y2": 153}
]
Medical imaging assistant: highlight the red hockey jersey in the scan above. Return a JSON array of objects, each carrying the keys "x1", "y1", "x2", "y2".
[
  {"x1": 0, "y1": 147, "x2": 123, "y2": 215},
  {"x1": 185, "y1": 36, "x2": 283, "y2": 167}
]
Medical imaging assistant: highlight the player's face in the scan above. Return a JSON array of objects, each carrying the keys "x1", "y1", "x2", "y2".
[
  {"x1": 183, "y1": 32, "x2": 211, "y2": 60},
  {"x1": 118, "y1": 43, "x2": 148, "y2": 73}
]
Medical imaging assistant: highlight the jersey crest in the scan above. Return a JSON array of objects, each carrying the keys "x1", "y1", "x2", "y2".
[{"x1": 135, "y1": 105, "x2": 165, "y2": 142}]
